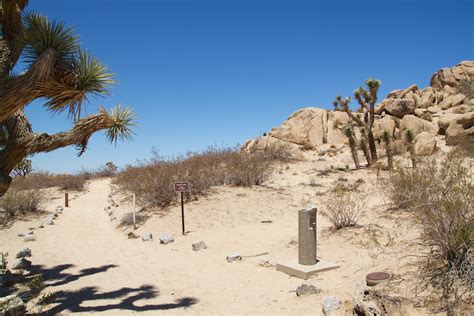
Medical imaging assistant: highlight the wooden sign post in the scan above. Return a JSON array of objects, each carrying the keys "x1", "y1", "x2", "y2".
[
  {"x1": 132, "y1": 193, "x2": 136, "y2": 230},
  {"x1": 174, "y1": 182, "x2": 189, "y2": 235},
  {"x1": 65, "y1": 193, "x2": 69, "y2": 207}
]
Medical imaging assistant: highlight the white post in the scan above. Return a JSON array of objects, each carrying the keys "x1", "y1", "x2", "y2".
[{"x1": 132, "y1": 193, "x2": 136, "y2": 230}]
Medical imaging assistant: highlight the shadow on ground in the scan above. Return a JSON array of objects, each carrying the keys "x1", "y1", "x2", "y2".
[
  {"x1": 25, "y1": 263, "x2": 198, "y2": 314},
  {"x1": 37, "y1": 285, "x2": 198, "y2": 314}
]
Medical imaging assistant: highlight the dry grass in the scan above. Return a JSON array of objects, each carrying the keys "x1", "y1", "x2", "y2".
[
  {"x1": 0, "y1": 189, "x2": 44, "y2": 226},
  {"x1": 11, "y1": 172, "x2": 88, "y2": 192},
  {"x1": 114, "y1": 147, "x2": 279, "y2": 209},
  {"x1": 321, "y1": 182, "x2": 367, "y2": 230},
  {"x1": 387, "y1": 150, "x2": 473, "y2": 312}
]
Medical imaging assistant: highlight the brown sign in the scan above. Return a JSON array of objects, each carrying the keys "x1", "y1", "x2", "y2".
[{"x1": 174, "y1": 182, "x2": 189, "y2": 192}]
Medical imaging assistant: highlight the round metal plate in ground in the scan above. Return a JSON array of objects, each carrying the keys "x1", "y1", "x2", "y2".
[{"x1": 366, "y1": 272, "x2": 391, "y2": 286}]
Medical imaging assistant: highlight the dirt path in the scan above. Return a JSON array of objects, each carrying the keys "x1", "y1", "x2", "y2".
[{"x1": 1, "y1": 158, "x2": 428, "y2": 315}]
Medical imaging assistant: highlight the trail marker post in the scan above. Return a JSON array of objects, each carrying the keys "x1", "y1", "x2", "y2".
[
  {"x1": 174, "y1": 182, "x2": 189, "y2": 235},
  {"x1": 132, "y1": 193, "x2": 136, "y2": 230},
  {"x1": 65, "y1": 193, "x2": 69, "y2": 208}
]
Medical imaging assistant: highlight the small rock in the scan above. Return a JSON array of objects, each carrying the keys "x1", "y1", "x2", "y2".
[
  {"x1": 192, "y1": 241, "x2": 207, "y2": 251},
  {"x1": 109, "y1": 216, "x2": 116, "y2": 221},
  {"x1": 12, "y1": 258, "x2": 32, "y2": 270},
  {"x1": 159, "y1": 234, "x2": 174, "y2": 244},
  {"x1": 56, "y1": 206, "x2": 63, "y2": 212},
  {"x1": 296, "y1": 284, "x2": 320, "y2": 296},
  {"x1": 258, "y1": 258, "x2": 273, "y2": 267},
  {"x1": 226, "y1": 253, "x2": 242, "y2": 263},
  {"x1": 0, "y1": 294, "x2": 26, "y2": 315},
  {"x1": 323, "y1": 296, "x2": 341, "y2": 315},
  {"x1": 142, "y1": 232, "x2": 153, "y2": 241},
  {"x1": 24, "y1": 234, "x2": 36, "y2": 242},
  {"x1": 18, "y1": 231, "x2": 33, "y2": 237},
  {"x1": 127, "y1": 232, "x2": 139, "y2": 239},
  {"x1": 16, "y1": 248, "x2": 32, "y2": 258}
]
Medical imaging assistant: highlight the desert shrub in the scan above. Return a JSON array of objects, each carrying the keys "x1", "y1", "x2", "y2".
[
  {"x1": 0, "y1": 189, "x2": 44, "y2": 225},
  {"x1": 322, "y1": 183, "x2": 367, "y2": 230},
  {"x1": 387, "y1": 150, "x2": 473, "y2": 311},
  {"x1": 114, "y1": 147, "x2": 274, "y2": 209},
  {"x1": 11, "y1": 172, "x2": 87, "y2": 192}
]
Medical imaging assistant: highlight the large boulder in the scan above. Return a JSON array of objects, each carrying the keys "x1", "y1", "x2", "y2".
[
  {"x1": 327, "y1": 111, "x2": 350, "y2": 144},
  {"x1": 241, "y1": 135, "x2": 300, "y2": 158},
  {"x1": 420, "y1": 87, "x2": 436, "y2": 108},
  {"x1": 445, "y1": 122, "x2": 466, "y2": 145},
  {"x1": 430, "y1": 61, "x2": 474, "y2": 90},
  {"x1": 269, "y1": 108, "x2": 328, "y2": 147},
  {"x1": 438, "y1": 112, "x2": 474, "y2": 131},
  {"x1": 414, "y1": 132, "x2": 437, "y2": 156},
  {"x1": 384, "y1": 99, "x2": 415, "y2": 117},
  {"x1": 372, "y1": 116, "x2": 396, "y2": 141},
  {"x1": 439, "y1": 93, "x2": 466, "y2": 110},
  {"x1": 400, "y1": 115, "x2": 437, "y2": 137}
]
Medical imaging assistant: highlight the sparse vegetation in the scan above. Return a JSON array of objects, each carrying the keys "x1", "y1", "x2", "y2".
[
  {"x1": 387, "y1": 151, "x2": 473, "y2": 312},
  {"x1": 322, "y1": 182, "x2": 367, "y2": 230},
  {"x1": 115, "y1": 147, "x2": 278, "y2": 209},
  {"x1": 457, "y1": 75, "x2": 474, "y2": 99},
  {"x1": 405, "y1": 129, "x2": 416, "y2": 168},
  {"x1": 12, "y1": 159, "x2": 33, "y2": 177},
  {"x1": 382, "y1": 130, "x2": 393, "y2": 170},
  {"x1": 11, "y1": 172, "x2": 87, "y2": 192},
  {"x1": 0, "y1": 189, "x2": 44, "y2": 225}
]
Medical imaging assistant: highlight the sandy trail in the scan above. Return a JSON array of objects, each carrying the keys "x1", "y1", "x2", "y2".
[{"x1": 1, "y1": 155, "x2": 430, "y2": 315}]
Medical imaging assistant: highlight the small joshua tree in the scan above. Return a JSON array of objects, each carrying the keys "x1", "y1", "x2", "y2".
[
  {"x1": 344, "y1": 125, "x2": 360, "y2": 170},
  {"x1": 405, "y1": 129, "x2": 416, "y2": 168},
  {"x1": 0, "y1": 1, "x2": 137, "y2": 196},
  {"x1": 382, "y1": 130, "x2": 393, "y2": 170},
  {"x1": 333, "y1": 78, "x2": 381, "y2": 164},
  {"x1": 12, "y1": 158, "x2": 32, "y2": 177}
]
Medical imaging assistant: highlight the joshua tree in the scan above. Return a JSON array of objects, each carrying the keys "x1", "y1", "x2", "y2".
[
  {"x1": 343, "y1": 125, "x2": 360, "y2": 170},
  {"x1": 381, "y1": 130, "x2": 393, "y2": 170},
  {"x1": 0, "y1": 1, "x2": 136, "y2": 196},
  {"x1": 333, "y1": 78, "x2": 381, "y2": 163},
  {"x1": 12, "y1": 158, "x2": 32, "y2": 177},
  {"x1": 405, "y1": 129, "x2": 416, "y2": 168},
  {"x1": 358, "y1": 128, "x2": 372, "y2": 166}
]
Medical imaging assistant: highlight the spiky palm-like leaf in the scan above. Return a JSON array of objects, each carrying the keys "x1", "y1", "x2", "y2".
[
  {"x1": 22, "y1": 12, "x2": 78, "y2": 65},
  {"x1": 40, "y1": 49, "x2": 115, "y2": 120},
  {"x1": 104, "y1": 105, "x2": 137, "y2": 144}
]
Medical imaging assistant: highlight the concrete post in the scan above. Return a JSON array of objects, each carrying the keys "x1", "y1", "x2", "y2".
[{"x1": 298, "y1": 207, "x2": 318, "y2": 265}]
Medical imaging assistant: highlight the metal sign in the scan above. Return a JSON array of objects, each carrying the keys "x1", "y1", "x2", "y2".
[{"x1": 174, "y1": 182, "x2": 189, "y2": 192}]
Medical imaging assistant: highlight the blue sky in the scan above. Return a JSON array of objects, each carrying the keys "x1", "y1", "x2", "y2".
[{"x1": 23, "y1": 0, "x2": 473, "y2": 173}]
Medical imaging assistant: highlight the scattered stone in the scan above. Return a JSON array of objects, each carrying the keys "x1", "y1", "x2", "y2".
[
  {"x1": 127, "y1": 232, "x2": 139, "y2": 239},
  {"x1": 0, "y1": 294, "x2": 26, "y2": 315},
  {"x1": 142, "y1": 232, "x2": 153, "y2": 241},
  {"x1": 41, "y1": 214, "x2": 55, "y2": 226},
  {"x1": 24, "y1": 233, "x2": 36, "y2": 242},
  {"x1": 159, "y1": 234, "x2": 174, "y2": 244},
  {"x1": 109, "y1": 216, "x2": 116, "y2": 221},
  {"x1": 226, "y1": 253, "x2": 242, "y2": 263},
  {"x1": 16, "y1": 248, "x2": 32, "y2": 258},
  {"x1": 296, "y1": 284, "x2": 320, "y2": 296},
  {"x1": 258, "y1": 258, "x2": 273, "y2": 267},
  {"x1": 12, "y1": 258, "x2": 32, "y2": 270},
  {"x1": 322, "y1": 296, "x2": 341, "y2": 315},
  {"x1": 18, "y1": 231, "x2": 33, "y2": 238},
  {"x1": 192, "y1": 241, "x2": 207, "y2": 251}
]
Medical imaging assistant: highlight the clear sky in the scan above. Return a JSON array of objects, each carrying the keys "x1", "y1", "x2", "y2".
[{"x1": 23, "y1": 0, "x2": 473, "y2": 173}]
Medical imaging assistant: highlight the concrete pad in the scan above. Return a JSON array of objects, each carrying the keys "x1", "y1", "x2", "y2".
[{"x1": 276, "y1": 259, "x2": 339, "y2": 280}]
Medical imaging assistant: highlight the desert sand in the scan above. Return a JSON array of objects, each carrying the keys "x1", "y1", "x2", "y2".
[{"x1": 1, "y1": 147, "x2": 445, "y2": 315}]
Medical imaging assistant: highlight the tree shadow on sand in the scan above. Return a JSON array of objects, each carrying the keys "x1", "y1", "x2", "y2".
[
  {"x1": 25, "y1": 263, "x2": 198, "y2": 314},
  {"x1": 29, "y1": 263, "x2": 118, "y2": 287},
  {"x1": 37, "y1": 285, "x2": 198, "y2": 314}
]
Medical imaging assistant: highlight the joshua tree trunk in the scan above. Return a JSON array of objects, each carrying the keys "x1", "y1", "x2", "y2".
[
  {"x1": 344, "y1": 127, "x2": 360, "y2": 170},
  {"x1": 367, "y1": 129, "x2": 377, "y2": 161},
  {"x1": 384, "y1": 138, "x2": 393, "y2": 170},
  {"x1": 0, "y1": 110, "x2": 117, "y2": 197}
]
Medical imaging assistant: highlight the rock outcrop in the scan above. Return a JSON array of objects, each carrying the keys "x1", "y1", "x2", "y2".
[{"x1": 243, "y1": 61, "x2": 473, "y2": 154}]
